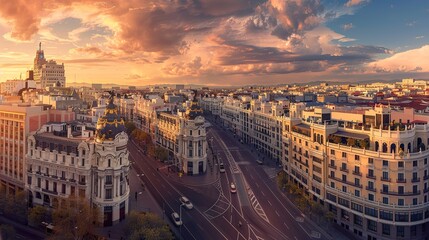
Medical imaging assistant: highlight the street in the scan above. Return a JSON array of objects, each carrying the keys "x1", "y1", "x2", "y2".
[{"x1": 127, "y1": 115, "x2": 329, "y2": 240}]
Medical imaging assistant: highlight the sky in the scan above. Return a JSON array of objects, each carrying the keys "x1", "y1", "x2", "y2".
[{"x1": 0, "y1": 0, "x2": 429, "y2": 86}]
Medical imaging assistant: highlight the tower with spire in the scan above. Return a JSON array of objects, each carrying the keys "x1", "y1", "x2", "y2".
[{"x1": 33, "y1": 42, "x2": 66, "y2": 88}]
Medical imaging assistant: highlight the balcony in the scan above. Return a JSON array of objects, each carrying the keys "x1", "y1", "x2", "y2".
[
  {"x1": 329, "y1": 164, "x2": 337, "y2": 170},
  {"x1": 365, "y1": 186, "x2": 376, "y2": 192},
  {"x1": 340, "y1": 168, "x2": 349, "y2": 173},
  {"x1": 380, "y1": 189, "x2": 421, "y2": 196},
  {"x1": 366, "y1": 174, "x2": 376, "y2": 180},
  {"x1": 381, "y1": 177, "x2": 391, "y2": 182},
  {"x1": 411, "y1": 178, "x2": 420, "y2": 183},
  {"x1": 78, "y1": 181, "x2": 86, "y2": 186},
  {"x1": 425, "y1": 188, "x2": 429, "y2": 193},
  {"x1": 352, "y1": 171, "x2": 362, "y2": 176},
  {"x1": 42, "y1": 188, "x2": 58, "y2": 195},
  {"x1": 424, "y1": 175, "x2": 429, "y2": 180},
  {"x1": 396, "y1": 179, "x2": 407, "y2": 183}
]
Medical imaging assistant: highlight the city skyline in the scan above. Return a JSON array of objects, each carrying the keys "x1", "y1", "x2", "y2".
[{"x1": 0, "y1": 0, "x2": 429, "y2": 86}]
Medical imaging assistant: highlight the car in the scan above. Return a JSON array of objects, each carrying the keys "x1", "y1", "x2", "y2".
[
  {"x1": 256, "y1": 160, "x2": 263, "y2": 165},
  {"x1": 171, "y1": 212, "x2": 182, "y2": 226},
  {"x1": 219, "y1": 163, "x2": 226, "y2": 173},
  {"x1": 179, "y1": 196, "x2": 193, "y2": 210},
  {"x1": 230, "y1": 182, "x2": 237, "y2": 193}
]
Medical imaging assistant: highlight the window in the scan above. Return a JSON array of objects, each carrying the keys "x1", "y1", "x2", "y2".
[
  {"x1": 341, "y1": 162, "x2": 347, "y2": 170},
  {"x1": 190, "y1": 130, "x2": 192, "y2": 135},
  {"x1": 108, "y1": 159, "x2": 111, "y2": 168},
  {"x1": 330, "y1": 182, "x2": 335, "y2": 188},
  {"x1": 398, "y1": 161, "x2": 404, "y2": 168},
  {"x1": 383, "y1": 160, "x2": 388, "y2": 166},
  {"x1": 367, "y1": 219, "x2": 377, "y2": 232},
  {"x1": 398, "y1": 186, "x2": 404, "y2": 194},
  {"x1": 413, "y1": 198, "x2": 418, "y2": 205},
  {"x1": 351, "y1": 202, "x2": 363, "y2": 212},
  {"x1": 413, "y1": 185, "x2": 418, "y2": 193},
  {"x1": 368, "y1": 181, "x2": 374, "y2": 189},
  {"x1": 354, "y1": 215, "x2": 362, "y2": 226},
  {"x1": 383, "y1": 197, "x2": 389, "y2": 204},
  {"x1": 412, "y1": 172, "x2": 418, "y2": 181},
  {"x1": 368, "y1": 193, "x2": 374, "y2": 201},
  {"x1": 355, "y1": 155, "x2": 359, "y2": 161},
  {"x1": 37, "y1": 178, "x2": 41, "y2": 188},
  {"x1": 397, "y1": 172, "x2": 404, "y2": 181},
  {"x1": 330, "y1": 149, "x2": 335, "y2": 155},
  {"x1": 396, "y1": 226, "x2": 405, "y2": 237},
  {"x1": 53, "y1": 182, "x2": 57, "y2": 193},
  {"x1": 425, "y1": 158, "x2": 427, "y2": 165},
  {"x1": 342, "y1": 152, "x2": 347, "y2": 158},
  {"x1": 81, "y1": 158, "x2": 85, "y2": 166},
  {"x1": 330, "y1": 159, "x2": 335, "y2": 166},
  {"x1": 354, "y1": 166, "x2": 360, "y2": 174},
  {"x1": 106, "y1": 175, "x2": 112, "y2": 185},
  {"x1": 382, "y1": 224, "x2": 390, "y2": 236},
  {"x1": 342, "y1": 186, "x2": 347, "y2": 192},
  {"x1": 62, "y1": 184, "x2": 66, "y2": 194},
  {"x1": 105, "y1": 189, "x2": 112, "y2": 199},
  {"x1": 354, "y1": 190, "x2": 360, "y2": 197},
  {"x1": 342, "y1": 174, "x2": 347, "y2": 182},
  {"x1": 368, "y1": 169, "x2": 374, "y2": 177},
  {"x1": 368, "y1": 158, "x2": 373, "y2": 164},
  {"x1": 45, "y1": 180, "x2": 49, "y2": 189},
  {"x1": 382, "y1": 184, "x2": 389, "y2": 193},
  {"x1": 413, "y1": 160, "x2": 418, "y2": 167},
  {"x1": 398, "y1": 199, "x2": 404, "y2": 206},
  {"x1": 382, "y1": 171, "x2": 389, "y2": 180},
  {"x1": 354, "y1": 178, "x2": 360, "y2": 186}
]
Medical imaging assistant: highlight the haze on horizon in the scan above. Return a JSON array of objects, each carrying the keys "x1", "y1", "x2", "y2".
[{"x1": 0, "y1": 0, "x2": 428, "y2": 86}]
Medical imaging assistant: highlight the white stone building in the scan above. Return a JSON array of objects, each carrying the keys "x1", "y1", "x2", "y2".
[
  {"x1": 26, "y1": 98, "x2": 130, "y2": 226},
  {"x1": 33, "y1": 43, "x2": 66, "y2": 89}
]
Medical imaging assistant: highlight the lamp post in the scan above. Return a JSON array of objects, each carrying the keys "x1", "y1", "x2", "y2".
[{"x1": 179, "y1": 203, "x2": 185, "y2": 237}]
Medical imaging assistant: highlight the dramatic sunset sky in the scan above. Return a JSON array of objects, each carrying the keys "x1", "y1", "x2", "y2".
[{"x1": 0, "y1": 0, "x2": 428, "y2": 86}]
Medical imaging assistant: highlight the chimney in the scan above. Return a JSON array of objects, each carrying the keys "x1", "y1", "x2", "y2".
[{"x1": 67, "y1": 125, "x2": 72, "y2": 138}]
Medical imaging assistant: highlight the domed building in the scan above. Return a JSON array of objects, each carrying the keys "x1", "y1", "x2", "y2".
[{"x1": 92, "y1": 96, "x2": 130, "y2": 226}]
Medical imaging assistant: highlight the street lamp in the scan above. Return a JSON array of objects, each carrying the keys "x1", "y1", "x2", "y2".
[{"x1": 179, "y1": 203, "x2": 185, "y2": 237}]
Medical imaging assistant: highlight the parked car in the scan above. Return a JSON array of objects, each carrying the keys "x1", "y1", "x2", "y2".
[
  {"x1": 230, "y1": 182, "x2": 237, "y2": 193},
  {"x1": 171, "y1": 212, "x2": 182, "y2": 226},
  {"x1": 179, "y1": 196, "x2": 194, "y2": 210},
  {"x1": 219, "y1": 163, "x2": 226, "y2": 173}
]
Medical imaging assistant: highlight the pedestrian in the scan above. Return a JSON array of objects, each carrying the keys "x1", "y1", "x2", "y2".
[
  {"x1": 108, "y1": 230, "x2": 111, "y2": 238},
  {"x1": 135, "y1": 191, "x2": 138, "y2": 201}
]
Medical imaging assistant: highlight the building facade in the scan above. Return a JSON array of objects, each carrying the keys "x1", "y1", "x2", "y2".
[
  {"x1": 0, "y1": 104, "x2": 73, "y2": 195},
  {"x1": 26, "y1": 98, "x2": 130, "y2": 226},
  {"x1": 34, "y1": 43, "x2": 66, "y2": 88},
  {"x1": 134, "y1": 94, "x2": 207, "y2": 175},
  {"x1": 283, "y1": 104, "x2": 429, "y2": 240}
]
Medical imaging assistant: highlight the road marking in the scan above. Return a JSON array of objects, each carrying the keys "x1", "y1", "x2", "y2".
[
  {"x1": 294, "y1": 236, "x2": 298, "y2": 240},
  {"x1": 197, "y1": 223, "x2": 204, "y2": 231},
  {"x1": 255, "y1": 182, "x2": 259, "y2": 188},
  {"x1": 161, "y1": 184, "x2": 166, "y2": 188},
  {"x1": 283, "y1": 222, "x2": 290, "y2": 230},
  {"x1": 261, "y1": 191, "x2": 265, "y2": 196},
  {"x1": 275, "y1": 210, "x2": 280, "y2": 217},
  {"x1": 268, "y1": 200, "x2": 272, "y2": 206}
]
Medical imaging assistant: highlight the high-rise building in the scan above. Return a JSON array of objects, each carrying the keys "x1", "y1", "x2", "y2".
[
  {"x1": 33, "y1": 42, "x2": 66, "y2": 89},
  {"x1": 0, "y1": 104, "x2": 74, "y2": 195}
]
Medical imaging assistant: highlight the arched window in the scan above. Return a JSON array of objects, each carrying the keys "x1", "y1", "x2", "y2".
[
  {"x1": 408, "y1": 143, "x2": 411, "y2": 153},
  {"x1": 399, "y1": 143, "x2": 404, "y2": 152},
  {"x1": 108, "y1": 159, "x2": 111, "y2": 168},
  {"x1": 390, "y1": 143, "x2": 396, "y2": 153},
  {"x1": 382, "y1": 143, "x2": 388, "y2": 153},
  {"x1": 375, "y1": 141, "x2": 379, "y2": 152}
]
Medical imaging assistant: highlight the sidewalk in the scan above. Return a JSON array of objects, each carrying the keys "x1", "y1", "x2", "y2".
[
  {"x1": 207, "y1": 116, "x2": 353, "y2": 240},
  {"x1": 94, "y1": 167, "x2": 169, "y2": 240},
  {"x1": 0, "y1": 215, "x2": 45, "y2": 239}
]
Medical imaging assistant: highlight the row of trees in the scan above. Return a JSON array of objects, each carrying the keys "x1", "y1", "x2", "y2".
[
  {"x1": 128, "y1": 122, "x2": 170, "y2": 162},
  {"x1": 124, "y1": 211, "x2": 174, "y2": 240},
  {"x1": 0, "y1": 186, "x2": 28, "y2": 223},
  {"x1": 277, "y1": 173, "x2": 335, "y2": 225}
]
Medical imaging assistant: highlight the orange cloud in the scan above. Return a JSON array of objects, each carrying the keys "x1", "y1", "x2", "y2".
[{"x1": 368, "y1": 45, "x2": 429, "y2": 73}]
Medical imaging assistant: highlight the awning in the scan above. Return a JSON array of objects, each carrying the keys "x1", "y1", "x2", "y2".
[{"x1": 331, "y1": 131, "x2": 369, "y2": 140}]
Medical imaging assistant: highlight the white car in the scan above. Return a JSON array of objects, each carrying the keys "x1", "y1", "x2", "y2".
[
  {"x1": 230, "y1": 182, "x2": 237, "y2": 193},
  {"x1": 179, "y1": 196, "x2": 194, "y2": 210},
  {"x1": 171, "y1": 212, "x2": 182, "y2": 226},
  {"x1": 219, "y1": 163, "x2": 226, "y2": 173}
]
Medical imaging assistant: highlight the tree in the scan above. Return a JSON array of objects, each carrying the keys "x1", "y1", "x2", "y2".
[
  {"x1": 154, "y1": 147, "x2": 169, "y2": 162},
  {"x1": 276, "y1": 171, "x2": 288, "y2": 190},
  {"x1": 49, "y1": 196, "x2": 100, "y2": 240},
  {"x1": 125, "y1": 121, "x2": 136, "y2": 135},
  {"x1": 0, "y1": 225, "x2": 16, "y2": 240},
  {"x1": 346, "y1": 137, "x2": 356, "y2": 147},
  {"x1": 29, "y1": 205, "x2": 51, "y2": 228},
  {"x1": 124, "y1": 211, "x2": 173, "y2": 240}
]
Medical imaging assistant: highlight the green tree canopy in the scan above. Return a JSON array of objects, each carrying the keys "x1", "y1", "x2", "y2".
[{"x1": 124, "y1": 211, "x2": 173, "y2": 240}]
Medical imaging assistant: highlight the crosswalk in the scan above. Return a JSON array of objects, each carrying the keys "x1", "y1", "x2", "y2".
[
  {"x1": 248, "y1": 188, "x2": 269, "y2": 223},
  {"x1": 204, "y1": 179, "x2": 231, "y2": 220}
]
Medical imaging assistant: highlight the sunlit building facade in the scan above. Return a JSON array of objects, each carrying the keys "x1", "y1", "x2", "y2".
[{"x1": 283, "y1": 104, "x2": 429, "y2": 240}]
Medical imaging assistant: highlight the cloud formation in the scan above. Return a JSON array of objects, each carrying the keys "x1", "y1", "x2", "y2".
[{"x1": 0, "y1": 0, "x2": 424, "y2": 85}]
